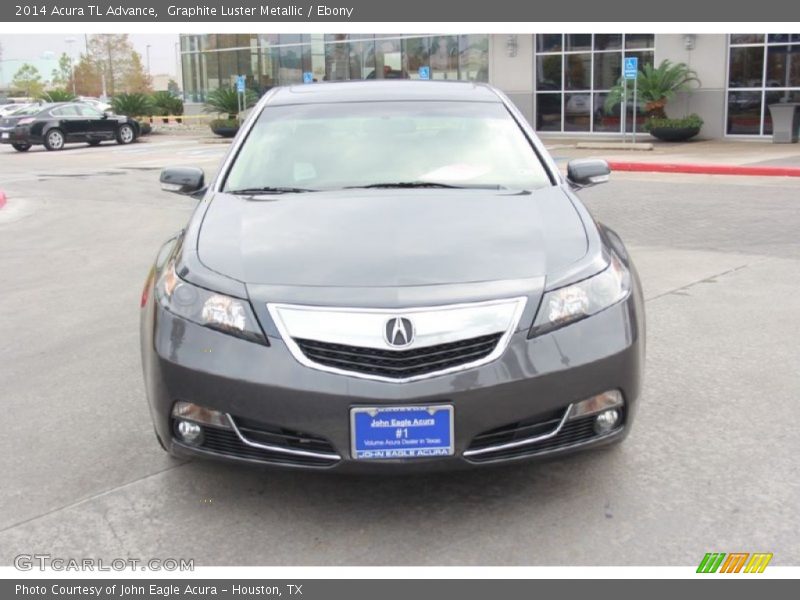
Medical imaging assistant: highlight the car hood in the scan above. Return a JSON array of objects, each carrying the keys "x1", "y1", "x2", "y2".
[{"x1": 196, "y1": 187, "x2": 588, "y2": 288}]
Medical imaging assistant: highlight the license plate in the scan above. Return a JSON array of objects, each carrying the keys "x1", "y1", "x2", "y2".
[
  {"x1": 1, "y1": 133, "x2": 8, "y2": 139},
  {"x1": 350, "y1": 405, "x2": 454, "y2": 459}
]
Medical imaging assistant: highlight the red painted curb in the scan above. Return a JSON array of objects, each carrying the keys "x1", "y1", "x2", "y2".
[
  {"x1": 607, "y1": 161, "x2": 800, "y2": 178},
  {"x1": 0, "y1": 190, "x2": 6, "y2": 210}
]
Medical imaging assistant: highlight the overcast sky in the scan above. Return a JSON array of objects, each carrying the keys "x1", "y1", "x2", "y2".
[{"x1": 0, "y1": 33, "x2": 180, "y2": 84}]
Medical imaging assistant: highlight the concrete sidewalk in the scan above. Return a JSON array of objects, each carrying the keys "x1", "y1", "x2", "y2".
[{"x1": 542, "y1": 137, "x2": 800, "y2": 177}]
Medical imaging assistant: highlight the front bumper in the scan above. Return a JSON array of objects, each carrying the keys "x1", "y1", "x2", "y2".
[{"x1": 141, "y1": 291, "x2": 644, "y2": 472}]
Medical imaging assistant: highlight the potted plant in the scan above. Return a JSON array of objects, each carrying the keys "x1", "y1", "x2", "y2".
[
  {"x1": 150, "y1": 91, "x2": 184, "y2": 124},
  {"x1": 605, "y1": 59, "x2": 703, "y2": 142},
  {"x1": 203, "y1": 86, "x2": 257, "y2": 137},
  {"x1": 111, "y1": 92, "x2": 154, "y2": 135}
]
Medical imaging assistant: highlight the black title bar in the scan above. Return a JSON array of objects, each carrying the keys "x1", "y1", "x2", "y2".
[{"x1": 3, "y1": 0, "x2": 800, "y2": 22}]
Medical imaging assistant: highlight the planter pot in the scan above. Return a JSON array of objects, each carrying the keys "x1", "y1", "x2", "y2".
[
  {"x1": 648, "y1": 126, "x2": 700, "y2": 142},
  {"x1": 210, "y1": 124, "x2": 239, "y2": 138}
]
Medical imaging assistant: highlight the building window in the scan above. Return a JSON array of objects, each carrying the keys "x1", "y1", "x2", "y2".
[
  {"x1": 534, "y1": 33, "x2": 655, "y2": 134},
  {"x1": 179, "y1": 34, "x2": 489, "y2": 102},
  {"x1": 727, "y1": 34, "x2": 800, "y2": 135}
]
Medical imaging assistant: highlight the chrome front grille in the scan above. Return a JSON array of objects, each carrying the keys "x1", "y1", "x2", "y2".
[
  {"x1": 294, "y1": 333, "x2": 503, "y2": 380},
  {"x1": 267, "y1": 297, "x2": 527, "y2": 382}
]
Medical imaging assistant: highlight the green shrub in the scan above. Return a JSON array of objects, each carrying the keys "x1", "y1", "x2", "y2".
[
  {"x1": 150, "y1": 91, "x2": 184, "y2": 117},
  {"x1": 203, "y1": 87, "x2": 257, "y2": 119},
  {"x1": 39, "y1": 89, "x2": 76, "y2": 103},
  {"x1": 111, "y1": 93, "x2": 153, "y2": 118},
  {"x1": 644, "y1": 114, "x2": 704, "y2": 130}
]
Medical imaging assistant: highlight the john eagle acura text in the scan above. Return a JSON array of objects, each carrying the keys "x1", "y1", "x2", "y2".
[{"x1": 140, "y1": 81, "x2": 645, "y2": 471}]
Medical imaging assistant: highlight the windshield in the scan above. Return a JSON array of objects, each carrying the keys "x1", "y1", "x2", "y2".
[
  {"x1": 11, "y1": 104, "x2": 49, "y2": 116},
  {"x1": 223, "y1": 101, "x2": 552, "y2": 192}
]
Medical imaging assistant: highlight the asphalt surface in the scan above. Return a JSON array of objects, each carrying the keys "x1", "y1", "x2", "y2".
[{"x1": 0, "y1": 136, "x2": 798, "y2": 566}]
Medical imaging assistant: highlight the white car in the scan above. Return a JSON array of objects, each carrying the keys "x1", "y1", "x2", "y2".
[{"x1": 78, "y1": 97, "x2": 113, "y2": 113}]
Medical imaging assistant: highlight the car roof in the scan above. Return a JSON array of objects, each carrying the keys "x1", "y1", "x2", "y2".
[{"x1": 265, "y1": 80, "x2": 503, "y2": 106}]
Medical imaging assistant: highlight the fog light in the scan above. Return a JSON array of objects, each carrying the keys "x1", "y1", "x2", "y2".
[
  {"x1": 176, "y1": 420, "x2": 203, "y2": 444},
  {"x1": 171, "y1": 401, "x2": 231, "y2": 429},
  {"x1": 570, "y1": 390, "x2": 624, "y2": 420},
  {"x1": 594, "y1": 409, "x2": 620, "y2": 434}
]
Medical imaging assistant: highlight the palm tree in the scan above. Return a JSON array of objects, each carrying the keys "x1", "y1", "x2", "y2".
[
  {"x1": 203, "y1": 87, "x2": 257, "y2": 120},
  {"x1": 111, "y1": 93, "x2": 153, "y2": 118},
  {"x1": 605, "y1": 60, "x2": 701, "y2": 119},
  {"x1": 39, "y1": 89, "x2": 77, "y2": 103}
]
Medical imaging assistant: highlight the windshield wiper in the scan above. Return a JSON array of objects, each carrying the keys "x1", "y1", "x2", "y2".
[
  {"x1": 226, "y1": 186, "x2": 317, "y2": 195},
  {"x1": 346, "y1": 181, "x2": 506, "y2": 190}
]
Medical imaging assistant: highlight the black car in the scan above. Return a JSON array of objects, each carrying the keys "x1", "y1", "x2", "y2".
[
  {"x1": 0, "y1": 101, "x2": 140, "y2": 152},
  {"x1": 141, "y1": 81, "x2": 645, "y2": 472}
]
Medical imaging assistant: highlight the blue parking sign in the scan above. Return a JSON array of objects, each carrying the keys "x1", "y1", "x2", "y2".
[
  {"x1": 624, "y1": 57, "x2": 638, "y2": 80},
  {"x1": 236, "y1": 75, "x2": 246, "y2": 92},
  {"x1": 303, "y1": 72, "x2": 314, "y2": 84},
  {"x1": 418, "y1": 66, "x2": 430, "y2": 80}
]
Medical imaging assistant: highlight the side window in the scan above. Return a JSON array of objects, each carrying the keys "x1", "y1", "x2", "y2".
[
  {"x1": 51, "y1": 105, "x2": 80, "y2": 117},
  {"x1": 77, "y1": 105, "x2": 103, "y2": 118}
]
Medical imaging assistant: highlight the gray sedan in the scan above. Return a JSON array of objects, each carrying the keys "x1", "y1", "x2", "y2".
[{"x1": 140, "y1": 80, "x2": 645, "y2": 471}]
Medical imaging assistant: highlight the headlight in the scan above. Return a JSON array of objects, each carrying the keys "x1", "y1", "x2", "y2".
[
  {"x1": 530, "y1": 254, "x2": 631, "y2": 337},
  {"x1": 156, "y1": 262, "x2": 267, "y2": 344}
]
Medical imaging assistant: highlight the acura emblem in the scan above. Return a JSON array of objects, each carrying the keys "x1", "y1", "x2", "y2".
[{"x1": 384, "y1": 317, "x2": 414, "y2": 348}]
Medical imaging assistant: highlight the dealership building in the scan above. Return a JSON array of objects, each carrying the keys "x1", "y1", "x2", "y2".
[{"x1": 179, "y1": 33, "x2": 800, "y2": 139}]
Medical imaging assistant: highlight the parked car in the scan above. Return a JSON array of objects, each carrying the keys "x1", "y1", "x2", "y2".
[
  {"x1": 0, "y1": 104, "x2": 52, "y2": 151},
  {"x1": 0, "y1": 102, "x2": 139, "y2": 152},
  {"x1": 141, "y1": 81, "x2": 645, "y2": 472}
]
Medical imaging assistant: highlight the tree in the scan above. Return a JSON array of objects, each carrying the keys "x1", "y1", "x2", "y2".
[
  {"x1": 167, "y1": 79, "x2": 181, "y2": 96},
  {"x1": 203, "y1": 87, "x2": 257, "y2": 119},
  {"x1": 71, "y1": 54, "x2": 102, "y2": 96},
  {"x1": 11, "y1": 63, "x2": 44, "y2": 97},
  {"x1": 51, "y1": 53, "x2": 73, "y2": 87},
  {"x1": 87, "y1": 34, "x2": 150, "y2": 96},
  {"x1": 605, "y1": 59, "x2": 701, "y2": 119},
  {"x1": 124, "y1": 51, "x2": 152, "y2": 94}
]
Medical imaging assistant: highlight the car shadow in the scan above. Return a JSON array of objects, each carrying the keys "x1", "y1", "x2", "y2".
[{"x1": 174, "y1": 444, "x2": 623, "y2": 513}]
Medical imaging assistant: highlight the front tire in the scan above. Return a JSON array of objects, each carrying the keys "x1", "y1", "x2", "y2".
[
  {"x1": 11, "y1": 143, "x2": 31, "y2": 152},
  {"x1": 116, "y1": 124, "x2": 136, "y2": 145},
  {"x1": 44, "y1": 129, "x2": 65, "y2": 151}
]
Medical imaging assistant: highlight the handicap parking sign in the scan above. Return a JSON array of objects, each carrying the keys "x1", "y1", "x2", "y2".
[
  {"x1": 418, "y1": 66, "x2": 430, "y2": 80},
  {"x1": 624, "y1": 57, "x2": 638, "y2": 80},
  {"x1": 303, "y1": 72, "x2": 314, "y2": 84},
  {"x1": 236, "y1": 75, "x2": 246, "y2": 92}
]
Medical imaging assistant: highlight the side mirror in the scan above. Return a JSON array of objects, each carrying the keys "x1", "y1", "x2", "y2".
[
  {"x1": 160, "y1": 167, "x2": 205, "y2": 195},
  {"x1": 566, "y1": 159, "x2": 611, "y2": 188}
]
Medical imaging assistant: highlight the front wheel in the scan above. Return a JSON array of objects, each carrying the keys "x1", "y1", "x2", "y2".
[
  {"x1": 11, "y1": 143, "x2": 31, "y2": 152},
  {"x1": 116, "y1": 124, "x2": 136, "y2": 145},
  {"x1": 44, "y1": 129, "x2": 65, "y2": 151}
]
